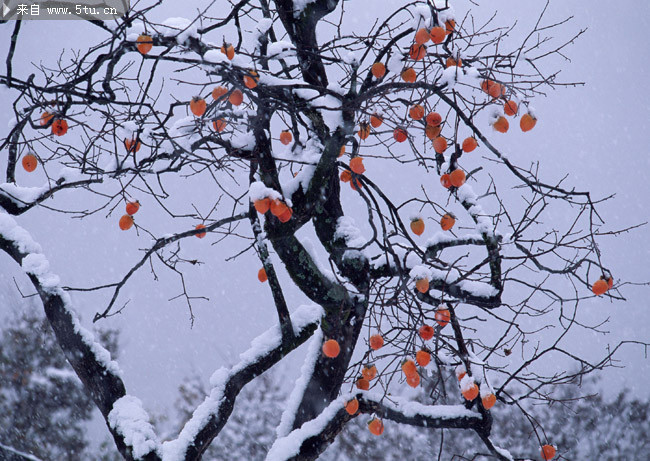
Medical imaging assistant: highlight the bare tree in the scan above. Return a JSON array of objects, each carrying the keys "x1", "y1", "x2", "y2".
[{"x1": 0, "y1": 0, "x2": 645, "y2": 460}]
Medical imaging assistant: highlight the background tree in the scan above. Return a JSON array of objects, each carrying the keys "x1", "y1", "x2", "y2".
[
  {"x1": 0, "y1": 290, "x2": 118, "y2": 460},
  {"x1": 0, "y1": 0, "x2": 646, "y2": 460}
]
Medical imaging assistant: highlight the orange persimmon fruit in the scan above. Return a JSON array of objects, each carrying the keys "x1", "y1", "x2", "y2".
[
  {"x1": 415, "y1": 278, "x2": 429, "y2": 294},
  {"x1": 520, "y1": 113, "x2": 537, "y2": 132},
  {"x1": 345, "y1": 398, "x2": 359, "y2": 415},
  {"x1": 322, "y1": 339, "x2": 341, "y2": 358},
  {"x1": 440, "y1": 213, "x2": 455, "y2": 231},
  {"x1": 418, "y1": 324, "x2": 434, "y2": 340},
  {"x1": 416, "y1": 349, "x2": 431, "y2": 367},
  {"x1": 136, "y1": 35, "x2": 153, "y2": 55},
  {"x1": 410, "y1": 218, "x2": 425, "y2": 236},
  {"x1": 119, "y1": 215, "x2": 134, "y2": 231},
  {"x1": 368, "y1": 418, "x2": 384, "y2": 436},
  {"x1": 350, "y1": 157, "x2": 365, "y2": 174},
  {"x1": 449, "y1": 169, "x2": 466, "y2": 187},
  {"x1": 462, "y1": 137, "x2": 477, "y2": 153},
  {"x1": 369, "y1": 334, "x2": 384, "y2": 350},
  {"x1": 190, "y1": 97, "x2": 207, "y2": 117},
  {"x1": 22, "y1": 154, "x2": 38, "y2": 173},
  {"x1": 371, "y1": 62, "x2": 386, "y2": 79},
  {"x1": 435, "y1": 308, "x2": 451, "y2": 327},
  {"x1": 195, "y1": 224, "x2": 207, "y2": 238}
]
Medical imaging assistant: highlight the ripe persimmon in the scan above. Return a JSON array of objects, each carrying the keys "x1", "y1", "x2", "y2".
[
  {"x1": 22, "y1": 154, "x2": 38, "y2": 173},
  {"x1": 592, "y1": 279, "x2": 608, "y2": 296},
  {"x1": 433, "y1": 136, "x2": 447, "y2": 154},
  {"x1": 541, "y1": 445, "x2": 556, "y2": 460},
  {"x1": 254, "y1": 198, "x2": 271, "y2": 214},
  {"x1": 280, "y1": 130, "x2": 293, "y2": 145},
  {"x1": 410, "y1": 218, "x2": 425, "y2": 236},
  {"x1": 415, "y1": 278, "x2": 429, "y2": 294},
  {"x1": 339, "y1": 146, "x2": 345, "y2": 158},
  {"x1": 449, "y1": 169, "x2": 466, "y2": 187},
  {"x1": 277, "y1": 207, "x2": 293, "y2": 223},
  {"x1": 213, "y1": 119, "x2": 227, "y2": 133},
  {"x1": 258, "y1": 268, "x2": 267, "y2": 283},
  {"x1": 401, "y1": 359, "x2": 417, "y2": 378},
  {"x1": 195, "y1": 224, "x2": 207, "y2": 238},
  {"x1": 369, "y1": 334, "x2": 384, "y2": 350},
  {"x1": 356, "y1": 377, "x2": 370, "y2": 390},
  {"x1": 51, "y1": 119, "x2": 68, "y2": 136},
  {"x1": 415, "y1": 28, "x2": 430, "y2": 45},
  {"x1": 190, "y1": 97, "x2": 207, "y2": 117},
  {"x1": 409, "y1": 104, "x2": 425, "y2": 120},
  {"x1": 401, "y1": 67, "x2": 416, "y2": 83},
  {"x1": 520, "y1": 113, "x2": 537, "y2": 132},
  {"x1": 416, "y1": 349, "x2": 431, "y2": 367},
  {"x1": 418, "y1": 324, "x2": 434, "y2": 340},
  {"x1": 435, "y1": 308, "x2": 451, "y2": 327},
  {"x1": 445, "y1": 19, "x2": 455, "y2": 35},
  {"x1": 425, "y1": 125, "x2": 442, "y2": 140},
  {"x1": 220, "y1": 42, "x2": 235, "y2": 60},
  {"x1": 426, "y1": 111, "x2": 442, "y2": 126},
  {"x1": 462, "y1": 382, "x2": 479, "y2": 401},
  {"x1": 462, "y1": 137, "x2": 477, "y2": 153},
  {"x1": 358, "y1": 122, "x2": 371, "y2": 140},
  {"x1": 362, "y1": 364, "x2": 378, "y2": 381},
  {"x1": 125, "y1": 201, "x2": 140, "y2": 216},
  {"x1": 440, "y1": 213, "x2": 455, "y2": 231},
  {"x1": 243, "y1": 70, "x2": 258, "y2": 89},
  {"x1": 393, "y1": 127, "x2": 408, "y2": 143},
  {"x1": 440, "y1": 173, "x2": 452, "y2": 189},
  {"x1": 446, "y1": 57, "x2": 462, "y2": 68},
  {"x1": 368, "y1": 418, "x2": 384, "y2": 436},
  {"x1": 504, "y1": 100, "x2": 518, "y2": 116},
  {"x1": 270, "y1": 199, "x2": 288, "y2": 217},
  {"x1": 119, "y1": 215, "x2": 134, "y2": 231},
  {"x1": 350, "y1": 157, "x2": 365, "y2": 174},
  {"x1": 40, "y1": 111, "x2": 54, "y2": 126},
  {"x1": 136, "y1": 35, "x2": 153, "y2": 55},
  {"x1": 345, "y1": 398, "x2": 359, "y2": 415},
  {"x1": 456, "y1": 368, "x2": 466, "y2": 381},
  {"x1": 406, "y1": 372, "x2": 420, "y2": 387},
  {"x1": 371, "y1": 62, "x2": 386, "y2": 79},
  {"x1": 370, "y1": 114, "x2": 383, "y2": 128},
  {"x1": 482, "y1": 393, "x2": 496, "y2": 410},
  {"x1": 124, "y1": 138, "x2": 141, "y2": 153},
  {"x1": 493, "y1": 116, "x2": 509, "y2": 133},
  {"x1": 430, "y1": 26, "x2": 446, "y2": 44},
  {"x1": 409, "y1": 44, "x2": 426, "y2": 61},
  {"x1": 322, "y1": 339, "x2": 341, "y2": 358},
  {"x1": 607, "y1": 276, "x2": 614, "y2": 289},
  {"x1": 229, "y1": 89, "x2": 244, "y2": 106},
  {"x1": 350, "y1": 178, "x2": 363, "y2": 191},
  {"x1": 481, "y1": 80, "x2": 504, "y2": 99},
  {"x1": 212, "y1": 86, "x2": 228, "y2": 100},
  {"x1": 340, "y1": 170, "x2": 352, "y2": 183}
]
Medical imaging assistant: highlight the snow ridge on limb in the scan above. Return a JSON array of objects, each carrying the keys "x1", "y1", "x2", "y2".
[
  {"x1": 266, "y1": 392, "x2": 484, "y2": 461},
  {"x1": 0, "y1": 212, "x2": 158, "y2": 460},
  {"x1": 162, "y1": 304, "x2": 323, "y2": 461},
  {"x1": 276, "y1": 328, "x2": 324, "y2": 437}
]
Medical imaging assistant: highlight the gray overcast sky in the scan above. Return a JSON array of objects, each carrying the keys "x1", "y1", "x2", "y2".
[{"x1": 1, "y1": 0, "x2": 649, "y2": 442}]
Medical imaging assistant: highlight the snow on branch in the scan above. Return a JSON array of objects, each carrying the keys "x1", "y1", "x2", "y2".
[
  {"x1": 162, "y1": 305, "x2": 323, "y2": 461},
  {"x1": 267, "y1": 392, "x2": 485, "y2": 461},
  {"x1": 108, "y1": 396, "x2": 161, "y2": 459},
  {"x1": 0, "y1": 212, "x2": 161, "y2": 460}
]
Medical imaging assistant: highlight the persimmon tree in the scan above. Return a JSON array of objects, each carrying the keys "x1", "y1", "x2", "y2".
[{"x1": 0, "y1": 0, "x2": 643, "y2": 460}]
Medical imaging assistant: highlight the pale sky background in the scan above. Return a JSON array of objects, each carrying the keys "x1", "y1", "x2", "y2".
[{"x1": 1, "y1": 0, "x2": 650, "y2": 448}]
